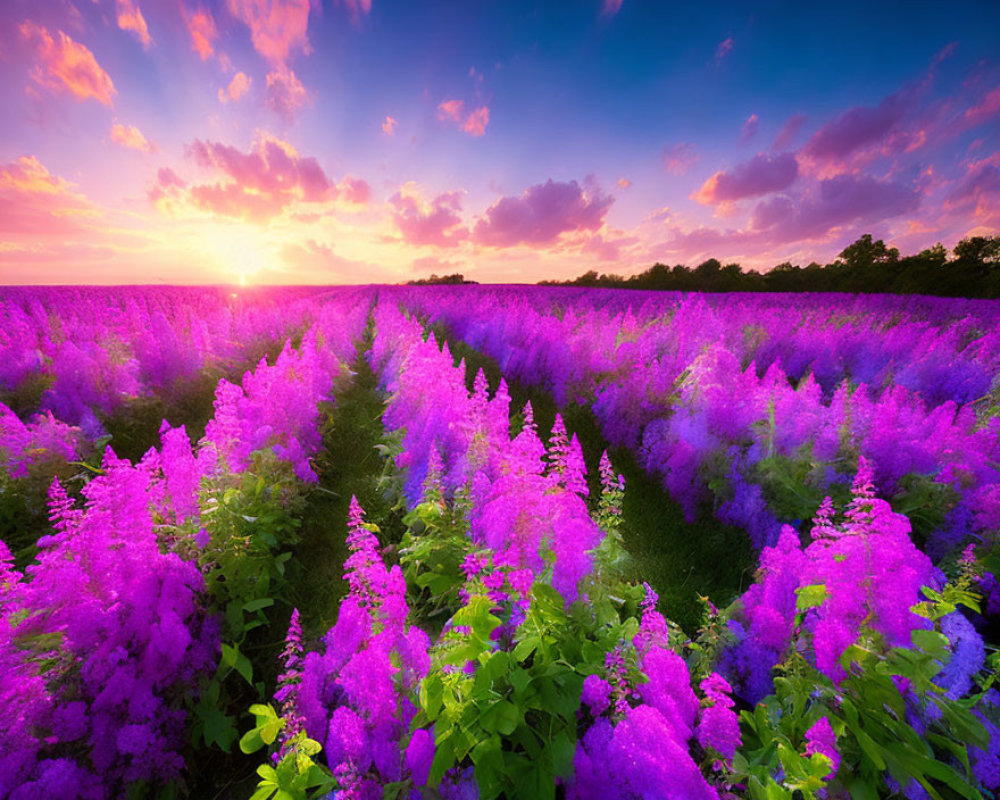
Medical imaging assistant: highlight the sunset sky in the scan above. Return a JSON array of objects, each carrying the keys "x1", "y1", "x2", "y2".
[{"x1": 1, "y1": 0, "x2": 999, "y2": 285}]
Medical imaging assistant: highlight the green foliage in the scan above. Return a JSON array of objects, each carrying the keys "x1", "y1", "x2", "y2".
[
  {"x1": 177, "y1": 453, "x2": 305, "y2": 759},
  {"x1": 399, "y1": 496, "x2": 474, "y2": 632},
  {"x1": 732, "y1": 589, "x2": 990, "y2": 800},
  {"x1": 240, "y1": 705, "x2": 335, "y2": 800}
]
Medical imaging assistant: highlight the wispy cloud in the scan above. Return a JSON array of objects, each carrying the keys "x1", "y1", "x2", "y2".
[
  {"x1": 19, "y1": 21, "x2": 116, "y2": 106},
  {"x1": 661, "y1": 142, "x2": 698, "y2": 175},
  {"x1": 110, "y1": 121, "x2": 155, "y2": 153},
  {"x1": 265, "y1": 67, "x2": 308, "y2": 121},
  {"x1": 116, "y1": 0, "x2": 152, "y2": 48},
  {"x1": 740, "y1": 113, "x2": 759, "y2": 144},
  {"x1": 437, "y1": 99, "x2": 490, "y2": 136},
  {"x1": 602, "y1": 0, "x2": 624, "y2": 18},
  {"x1": 181, "y1": 4, "x2": 218, "y2": 61},
  {"x1": 226, "y1": 0, "x2": 311, "y2": 65},
  {"x1": 219, "y1": 72, "x2": 252, "y2": 104},
  {"x1": 715, "y1": 37, "x2": 734, "y2": 62}
]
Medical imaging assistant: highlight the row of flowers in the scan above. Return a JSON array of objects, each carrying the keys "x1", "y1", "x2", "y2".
[{"x1": 0, "y1": 293, "x2": 369, "y2": 798}]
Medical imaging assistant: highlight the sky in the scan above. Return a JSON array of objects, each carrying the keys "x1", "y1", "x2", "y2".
[{"x1": 1, "y1": 0, "x2": 999, "y2": 285}]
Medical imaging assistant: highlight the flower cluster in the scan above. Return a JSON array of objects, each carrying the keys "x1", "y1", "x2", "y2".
[
  {"x1": 0, "y1": 450, "x2": 218, "y2": 796},
  {"x1": 298, "y1": 498, "x2": 432, "y2": 793},
  {"x1": 570, "y1": 593, "x2": 732, "y2": 800}
]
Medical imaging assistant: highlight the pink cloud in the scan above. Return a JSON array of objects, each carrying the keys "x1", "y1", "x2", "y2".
[
  {"x1": 151, "y1": 135, "x2": 337, "y2": 222},
  {"x1": 116, "y1": 0, "x2": 152, "y2": 49},
  {"x1": 740, "y1": 113, "x2": 759, "y2": 144},
  {"x1": 715, "y1": 37, "x2": 734, "y2": 62},
  {"x1": 965, "y1": 84, "x2": 1000, "y2": 126},
  {"x1": 219, "y1": 71, "x2": 252, "y2": 103},
  {"x1": 772, "y1": 113, "x2": 807, "y2": 151},
  {"x1": 182, "y1": 5, "x2": 218, "y2": 60},
  {"x1": 661, "y1": 142, "x2": 698, "y2": 175},
  {"x1": 0, "y1": 155, "x2": 97, "y2": 236},
  {"x1": 265, "y1": 67, "x2": 308, "y2": 120},
  {"x1": 801, "y1": 95, "x2": 905, "y2": 163},
  {"x1": 749, "y1": 174, "x2": 920, "y2": 240},
  {"x1": 337, "y1": 176, "x2": 371, "y2": 205},
  {"x1": 694, "y1": 152, "x2": 799, "y2": 206},
  {"x1": 437, "y1": 99, "x2": 490, "y2": 137},
  {"x1": 187, "y1": 182, "x2": 287, "y2": 222},
  {"x1": 188, "y1": 136, "x2": 329, "y2": 198},
  {"x1": 602, "y1": 0, "x2": 624, "y2": 17},
  {"x1": 157, "y1": 167, "x2": 187, "y2": 189},
  {"x1": 110, "y1": 121, "x2": 155, "y2": 153},
  {"x1": 225, "y1": 0, "x2": 311, "y2": 65},
  {"x1": 581, "y1": 230, "x2": 637, "y2": 262},
  {"x1": 437, "y1": 99, "x2": 464, "y2": 122},
  {"x1": 473, "y1": 178, "x2": 613, "y2": 248},
  {"x1": 462, "y1": 106, "x2": 489, "y2": 136},
  {"x1": 946, "y1": 157, "x2": 1000, "y2": 227},
  {"x1": 389, "y1": 188, "x2": 468, "y2": 247},
  {"x1": 617, "y1": 177, "x2": 631, "y2": 188},
  {"x1": 335, "y1": 0, "x2": 373, "y2": 24},
  {"x1": 382, "y1": 115, "x2": 397, "y2": 135},
  {"x1": 19, "y1": 21, "x2": 116, "y2": 106}
]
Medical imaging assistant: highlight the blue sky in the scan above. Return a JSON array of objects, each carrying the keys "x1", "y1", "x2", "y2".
[{"x1": 1, "y1": 0, "x2": 998, "y2": 283}]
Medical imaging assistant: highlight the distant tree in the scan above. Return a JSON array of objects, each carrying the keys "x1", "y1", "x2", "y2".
[
  {"x1": 407, "y1": 273, "x2": 475, "y2": 285},
  {"x1": 837, "y1": 234, "x2": 900, "y2": 269},
  {"x1": 917, "y1": 243, "x2": 948, "y2": 268},
  {"x1": 954, "y1": 235, "x2": 1000, "y2": 264}
]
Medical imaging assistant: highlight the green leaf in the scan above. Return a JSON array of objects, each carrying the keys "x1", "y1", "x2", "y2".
[
  {"x1": 420, "y1": 674, "x2": 444, "y2": 720},
  {"x1": 201, "y1": 706, "x2": 237, "y2": 751},
  {"x1": 240, "y1": 728, "x2": 265, "y2": 754},
  {"x1": 221, "y1": 643, "x2": 255, "y2": 686},
  {"x1": 243, "y1": 597, "x2": 275, "y2": 613},
  {"x1": 795, "y1": 583, "x2": 829, "y2": 612}
]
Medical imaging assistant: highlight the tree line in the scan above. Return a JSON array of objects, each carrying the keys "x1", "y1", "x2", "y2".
[{"x1": 539, "y1": 234, "x2": 1000, "y2": 297}]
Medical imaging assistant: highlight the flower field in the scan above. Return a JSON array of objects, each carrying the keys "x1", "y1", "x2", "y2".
[{"x1": 1, "y1": 285, "x2": 998, "y2": 800}]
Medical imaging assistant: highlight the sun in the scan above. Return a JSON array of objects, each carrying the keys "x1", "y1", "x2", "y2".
[{"x1": 202, "y1": 224, "x2": 275, "y2": 285}]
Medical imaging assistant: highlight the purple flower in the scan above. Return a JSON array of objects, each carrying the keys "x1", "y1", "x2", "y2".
[{"x1": 803, "y1": 716, "x2": 840, "y2": 779}]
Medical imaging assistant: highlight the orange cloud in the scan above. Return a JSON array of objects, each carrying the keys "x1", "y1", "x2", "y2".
[
  {"x1": 219, "y1": 71, "x2": 252, "y2": 103},
  {"x1": 382, "y1": 115, "x2": 398, "y2": 135},
  {"x1": 19, "y1": 21, "x2": 116, "y2": 106},
  {"x1": 226, "y1": 0, "x2": 311, "y2": 65},
  {"x1": 0, "y1": 155, "x2": 99, "y2": 235},
  {"x1": 116, "y1": 0, "x2": 152, "y2": 49},
  {"x1": 437, "y1": 99, "x2": 490, "y2": 137},
  {"x1": 265, "y1": 67, "x2": 308, "y2": 120},
  {"x1": 617, "y1": 177, "x2": 631, "y2": 188},
  {"x1": 110, "y1": 121, "x2": 155, "y2": 153},
  {"x1": 182, "y1": 5, "x2": 218, "y2": 60}
]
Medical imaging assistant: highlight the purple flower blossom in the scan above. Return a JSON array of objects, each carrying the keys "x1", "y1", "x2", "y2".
[{"x1": 803, "y1": 716, "x2": 840, "y2": 779}]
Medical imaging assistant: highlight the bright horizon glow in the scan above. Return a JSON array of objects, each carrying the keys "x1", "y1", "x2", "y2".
[{"x1": 0, "y1": 1, "x2": 998, "y2": 285}]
